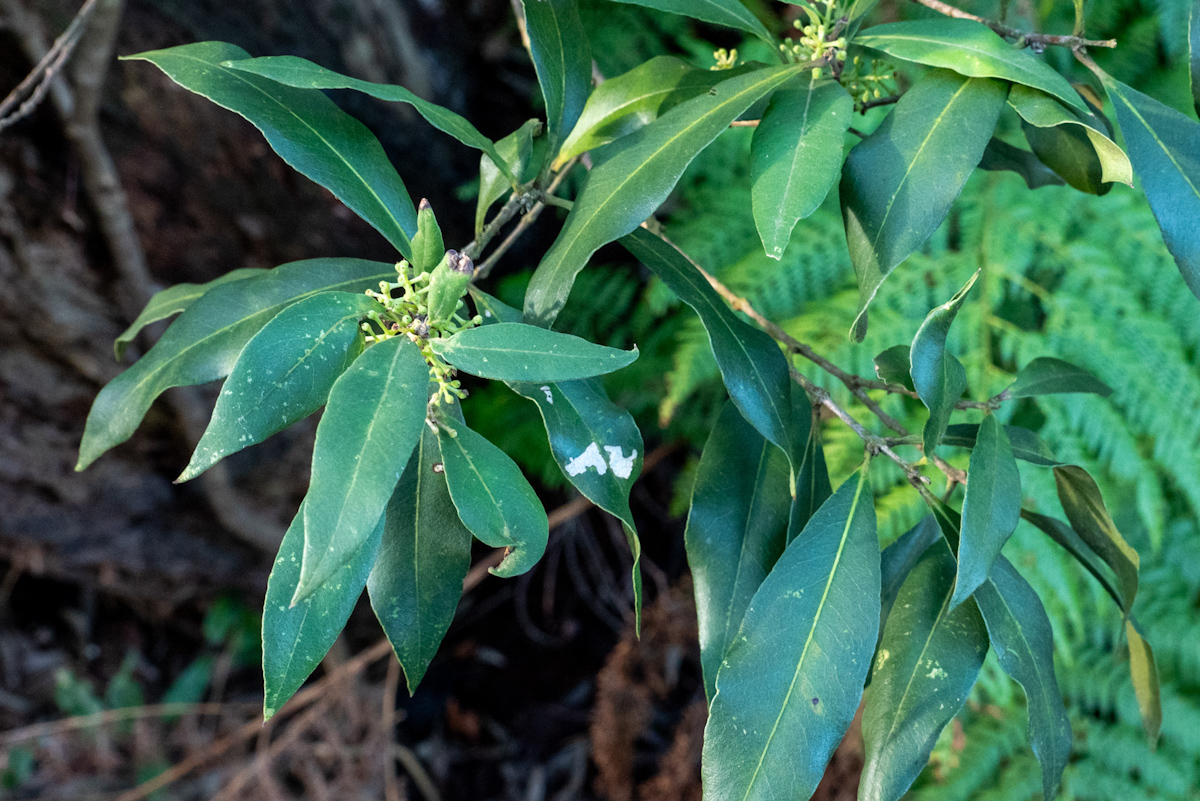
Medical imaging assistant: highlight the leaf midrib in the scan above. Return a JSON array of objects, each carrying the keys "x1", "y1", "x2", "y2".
[{"x1": 1111, "y1": 85, "x2": 1200, "y2": 201}]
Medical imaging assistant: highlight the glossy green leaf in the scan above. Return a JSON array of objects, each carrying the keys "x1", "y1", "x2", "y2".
[
  {"x1": 410, "y1": 200, "x2": 446, "y2": 274},
  {"x1": 787, "y1": 390, "x2": 832, "y2": 543},
  {"x1": 975, "y1": 556, "x2": 1072, "y2": 800},
  {"x1": 622, "y1": 227, "x2": 795, "y2": 457},
  {"x1": 1009, "y1": 84, "x2": 1132, "y2": 190},
  {"x1": 911, "y1": 271, "x2": 977, "y2": 457},
  {"x1": 879, "y1": 515, "x2": 940, "y2": 630},
  {"x1": 952, "y1": 414, "x2": 1021, "y2": 607},
  {"x1": 1192, "y1": 0, "x2": 1200, "y2": 117},
  {"x1": 222, "y1": 55, "x2": 516, "y2": 187},
  {"x1": 685, "y1": 402, "x2": 791, "y2": 701},
  {"x1": 977, "y1": 136, "x2": 1066, "y2": 189},
  {"x1": 78, "y1": 258, "x2": 395, "y2": 471},
  {"x1": 1053, "y1": 465, "x2": 1140, "y2": 612},
  {"x1": 437, "y1": 413, "x2": 548, "y2": 578},
  {"x1": 1099, "y1": 73, "x2": 1200, "y2": 303},
  {"x1": 1021, "y1": 509, "x2": 1127, "y2": 611},
  {"x1": 262, "y1": 502, "x2": 383, "y2": 720},
  {"x1": 477, "y1": 119, "x2": 541, "y2": 236},
  {"x1": 702, "y1": 468, "x2": 879, "y2": 801},
  {"x1": 125, "y1": 43, "x2": 416, "y2": 255},
  {"x1": 296, "y1": 338, "x2": 429, "y2": 601},
  {"x1": 943, "y1": 424, "x2": 1063, "y2": 467},
  {"x1": 430, "y1": 323, "x2": 638, "y2": 382},
  {"x1": 1126, "y1": 618, "x2": 1163, "y2": 745},
  {"x1": 524, "y1": 63, "x2": 809, "y2": 328},
  {"x1": 841, "y1": 71, "x2": 1005, "y2": 340},
  {"x1": 751, "y1": 77, "x2": 852, "y2": 260},
  {"x1": 860, "y1": 539, "x2": 989, "y2": 801},
  {"x1": 367, "y1": 426, "x2": 471, "y2": 693},
  {"x1": 609, "y1": 0, "x2": 772, "y2": 43},
  {"x1": 873, "y1": 344, "x2": 914, "y2": 390},
  {"x1": 114, "y1": 269, "x2": 264, "y2": 360},
  {"x1": 555, "y1": 56, "x2": 737, "y2": 167},
  {"x1": 469, "y1": 287, "x2": 524, "y2": 325},
  {"x1": 179, "y1": 292, "x2": 379, "y2": 482},
  {"x1": 521, "y1": 0, "x2": 592, "y2": 154},
  {"x1": 854, "y1": 19, "x2": 1084, "y2": 111},
  {"x1": 1007, "y1": 356, "x2": 1112, "y2": 398}
]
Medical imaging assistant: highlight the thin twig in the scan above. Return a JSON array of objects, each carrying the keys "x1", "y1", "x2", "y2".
[
  {"x1": 382, "y1": 657, "x2": 402, "y2": 801},
  {"x1": 860, "y1": 95, "x2": 901, "y2": 111},
  {"x1": 729, "y1": 119, "x2": 760, "y2": 127},
  {"x1": 910, "y1": 0, "x2": 1116, "y2": 48},
  {"x1": 0, "y1": 702, "x2": 259, "y2": 746},
  {"x1": 471, "y1": 157, "x2": 578, "y2": 280},
  {"x1": 0, "y1": 0, "x2": 100, "y2": 132}
]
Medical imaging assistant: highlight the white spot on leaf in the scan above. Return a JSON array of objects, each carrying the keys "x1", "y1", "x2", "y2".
[
  {"x1": 566, "y1": 442, "x2": 607, "y2": 476},
  {"x1": 540, "y1": 385, "x2": 554, "y2": 404},
  {"x1": 604, "y1": 446, "x2": 637, "y2": 479}
]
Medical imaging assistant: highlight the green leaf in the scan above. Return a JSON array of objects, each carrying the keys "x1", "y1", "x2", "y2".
[
  {"x1": 1008, "y1": 84, "x2": 1133, "y2": 190},
  {"x1": 787, "y1": 390, "x2": 832, "y2": 543},
  {"x1": 1099, "y1": 73, "x2": 1200, "y2": 303},
  {"x1": 1053, "y1": 465, "x2": 1140, "y2": 612},
  {"x1": 78, "y1": 258, "x2": 395, "y2": 471},
  {"x1": 911, "y1": 271, "x2": 977, "y2": 457},
  {"x1": 510, "y1": 378, "x2": 644, "y2": 627},
  {"x1": 125, "y1": 43, "x2": 416, "y2": 255},
  {"x1": 685, "y1": 402, "x2": 791, "y2": 701},
  {"x1": 477, "y1": 119, "x2": 541, "y2": 236},
  {"x1": 880, "y1": 515, "x2": 941, "y2": 629},
  {"x1": 943, "y1": 424, "x2": 1063, "y2": 467},
  {"x1": 974, "y1": 556, "x2": 1072, "y2": 801},
  {"x1": 608, "y1": 0, "x2": 773, "y2": 43},
  {"x1": 702, "y1": 468, "x2": 879, "y2": 801},
  {"x1": 367, "y1": 426, "x2": 471, "y2": 693},
  {"x1": 860, "y1": 539, "x2": 989, "y2": 801},
  {"x1": 437, "y1": 414, "x2": 549, "y2": 578},
  {"x1": 555, "y1": 56, "x2": 738, "y2": 167},
  {"x1": 1126, "y1": 618, "x2": 1163, "y2": 745},
  {"x1": 841, "y1": 70, "x2": 1005, "y2": 340},
  {"x1": 524, "y1": 63, "x2": 810, "y2": 327},
  {"x1": 263, "y1": 502, "x2": 383, "y2": 720},
  {"x1": 430, "y1": 323, "x2": 638, "y2": 382},
  {"x1": 977, "y1": 136, "x2": 1066, "y2": 189},
  {"x1": 521, "y1": 0, "x2": 592, "y2": 154},
  {"x1": 222, "y1": 55, "x2": 516, "y2": 187},
  {"x1": 1192, "y1": 0, "x2": 1200, "y2": 118},
  {"x1": 1021, "y1": 509, "x2": 1127, "y2": 610},
  {"x1": 621, "y1": 227, "x2": 795, "y2": 457},
  {"x1": 410, "y1": 199, "x2": 446, "y2": 274},
  {"x1": 114, "y1": 269, "x2": 264, "y2": 360},
  {"x1": 179, "y1": 292, "x2": 379, "y2": 482},
  {"x1": 296, "y1": 338, "x2": 429, "y2": 601},
  {"x1": 751, "y1": 77, "x2": 853, "y2": 260},
  {"x1": 952, "y1": 414, "x2": 1021, "y2": 607},
  {"x1": 873, "y1": 344, "x2": 914, "y2": 390},
  {"x1": 469, "y1": 286, "x2": 524, "y2": 324},
  {"x1": 1006, "y1": 356, "x2": 1112, "y2": 398},
  {"x1": 854, "y1": 19, "x2": 1085, "y2": 111}
]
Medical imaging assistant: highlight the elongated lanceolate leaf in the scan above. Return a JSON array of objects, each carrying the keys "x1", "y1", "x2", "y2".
[
  {"x1": 1008, "y1": 84, "x2": 1133, "y2": 190},
  {"x1": 952, "y1": 415, "x2": 1021, "y2": 607},
  {"x1": 1021, "y1": 509, "x2": 1126, "y2": 610},
  {"x1": 787, "y1": 390, "x2": 832, "y2": 543},
  {"x1": 855, "y1": 19, "x2": 1084, "y2": 110},
  {"x1": 1007, "y1": 356, "x2": 1112, "y2": 398},
  {"x1": 223, "y1": 56, "x2": 517, "y2": 186},
  {"x1": 469, "y1": 287, "x2": 524, "y2": 325},
  {"x1": 702, "y1": 469, "x2": 879, "y2": 801},
  {"x1": 977, "y1": 137, "x2": 1066, "y2": 189},
  {"x1": 841, "y1": 71, "x2": 1004, "y2": 340},
  {"x1": 609, "y1": 0, "x2": 772, "y2": 43},
  {"x1": 511, "y1": 378, "x2": 644, "y2": 627},
  {"x1": 115, "y1": 269, "x2": 264, "y2": 360},
  {"x1": 751, "y1": 77, "x2": 852, "y2": 260},
  {"x1": 873, "y1": 344, "x2": 915, "y2": 390},
  {"x1": 1099, "y1": 73, "x2": 1200, "y2": 303},
  {"x1": 860, "y1": 539, "x2": 988, "y2": 801},
  {"x1": 437, "y1": 416, "x2": 549, "y2": 578},
  {"x1": 477, "y1": 119, "x2": 541, "y2": 235},
  {"x1": 879, "y1": 515, "x2": 941, "y2": 630},
  {"x1": 686, "y1": 403, "x2": 791, "y2": 701},
  {"x1": 1053, "y1": 465, "x2": 1140, "y2": 611},
  {"x1": 524, "y1": 63, "x2": 809, "y2": 328},
  {"x1": 622, "y1": 227, "x2": 794, "y2": 458},
  {"x1": 1192, "y1": 0, "x2": 1200, "y2": 117},
  {"x1": 431, "y1": 323, "x2": 638, "y2": 382},
  {"x1": 975, "y1": 556, "x2": 1072, "y2": 801},
  {"x1": 1126, "y1": 618, "x2": 1162, "y2": 745},
  {"x1": 126, "y1": 43, "x2": 416, "y2": 255},
  {"x1": 521, "y1": 0, "x2": 592, "y2": 154},
  {"x1": 78, "y1": 258, "x2": 395, "y2": 471},
  {"x1": 556, "y1": 56, "x2": 740, "y2": 167},
  {"x1": 367, "y1": 426, "x2": 471, "y2": 693},
  {"x1": 911, "y1": 271, "x2": 977, "y2": 457},
  {"x1": 943, "y1": 423, "x2": 1063, "y2": 466},
  {"x1": 296, "y1": 338, "x2": 429, "y2": 602},
  {"x1": 180, "y1": 292, "x2": 380, "y2": 482},
  {"x1": 263, "y1": 503, "x2": 383, "y2": 720}
]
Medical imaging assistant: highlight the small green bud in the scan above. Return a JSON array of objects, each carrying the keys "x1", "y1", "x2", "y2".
[
  {"x1": 409, "y1": 198, "x2": 445, "y2": 273},
  {"x1": 425, "y1": 249, "x2": 474, "y2": 323}
]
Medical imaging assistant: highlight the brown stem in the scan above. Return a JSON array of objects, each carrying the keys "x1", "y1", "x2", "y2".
[{"x1": 910, "y1": 0, "x2": 1116, "y2": 48}]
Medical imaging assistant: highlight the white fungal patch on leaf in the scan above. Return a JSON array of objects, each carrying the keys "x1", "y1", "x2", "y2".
[
  {"x1": 604, "y1": 446, "x2": 637, "y2": 479},
  {"x1": 540, "y1": 385, "x2": 554, "y2": 404},
  {"x1": 566, "y1": 442, "x2": 607, "y2": 476}
]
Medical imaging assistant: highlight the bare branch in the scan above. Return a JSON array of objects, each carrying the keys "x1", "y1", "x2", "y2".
[{"x1": 910, "y1": 0, "x2": 1116, "y2": 49}]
